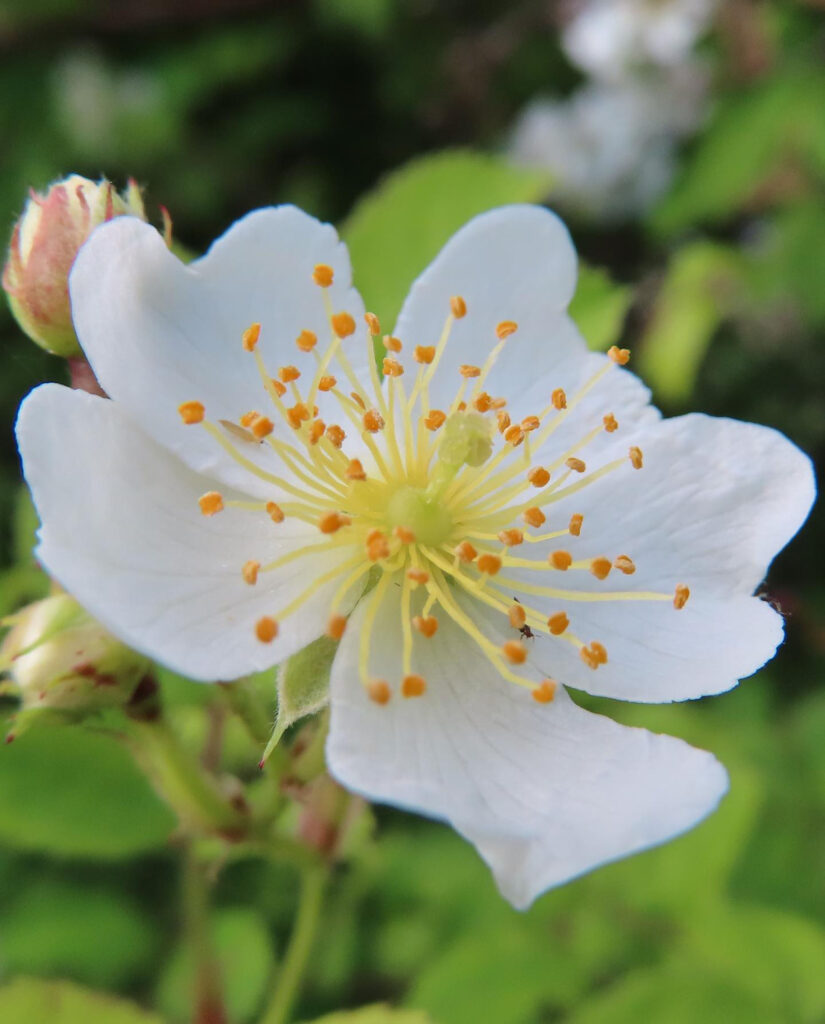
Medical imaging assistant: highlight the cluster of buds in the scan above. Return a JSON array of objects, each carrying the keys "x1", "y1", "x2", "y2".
[{"x1": 2, "y1": 175, "x2": 148, "y2": 356}]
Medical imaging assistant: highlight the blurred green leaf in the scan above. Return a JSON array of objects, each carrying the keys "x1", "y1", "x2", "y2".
[
  {"x1": 0, "y1": 878, "x2": 157, "y2": 987},
  {"x1": 570, "y1": 264, "x2": 632, "y2": 352},
  {"x1": 156, "y1": 907, "x2": 274, "y2": 1024},
  {"x1": 342, "y1": 151, "x2": 548, "y2": 331},
  {"x1": 638, "y1": 241, "x2": 743, "y2": 404},
  {"x1": 11, "y1": 486, "x2": 40, "y2": 566},
  {"x1": 0, "y1": 720, "x2": 175, "y2": 858},
  {"x1": 305, "y1": 1007, "x2": 434, "y2": 1023},
  {"x1": 748, "y1": 202, "x2": 825, "y2": 325},
  {"x1": 0, "y1": 977, "x2": 163, "y2": 1024}
]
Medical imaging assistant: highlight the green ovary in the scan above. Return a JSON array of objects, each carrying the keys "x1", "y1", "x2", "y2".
[{"x1": 385, "y1": 485, "x2": 453, "y2": 547}]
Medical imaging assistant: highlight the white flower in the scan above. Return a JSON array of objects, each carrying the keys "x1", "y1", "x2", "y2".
[
  {"x1": 16, "y1": 206, "x2": 814, "y2": 908},
  {"x1": 562, "y1": 0, "x2": 718, "y2": 81}
]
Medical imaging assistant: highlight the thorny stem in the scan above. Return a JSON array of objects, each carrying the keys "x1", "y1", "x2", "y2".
[{"x1": 259, "y1": 863, "x2": 328, "y2": 1024}]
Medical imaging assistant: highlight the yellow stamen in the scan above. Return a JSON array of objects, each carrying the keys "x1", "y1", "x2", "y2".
[
  {"x1": 365, "y1": 312, "x2": 381, "y2": 335},
  {"x1": 242, "y1": 560, "x2": 260, "y2": 585},
  {"x1": 319, "y1": 511, "x2": 350, "y2": 534},
  {"x1": 296, "y1": 329, "x2": 317, "y2": 352},
  {"x1": 363, "y1": 409, "x2": 385, "y2": 433},
  {"x1": 413, "y1": 615, "x2": 438, "y2": 637},
  {"x1": 629, "y1": 446, "x2": 643, "y2": 469},
  {"x1": 318, "y1": 375, "x2": 337, "y2": 392},
  {"x1": 383, "y1": 357, "x2": 404, "y2": 377},
  {"x1": 368, "y1": 679, "x2": 391, "y2": 704},
  {"x1": 547, "y1": 612, "x2": 568, "y2": 635},
  {"x1": 614, "y1": 555, "x2": 636, "y2": 575},
  {"x1": 255, "y1": 616, "x2": 278, "y2": 643},
  {"x1": 450, "y1": 295, "x2": 467, "y2": 318},
  {"x1": 674, "y1": 584, "x2": 690, "y2": 609},
  {"x1": 402, "y1": 674, "x2": 427, "y2": 698},
  {"x1": 527, "y1": 466, "x2": 550, "y2": 488},
  {"x1": 549, "y1": 550, "x2": 572, "y2": 570},
  {"x1": 496, "y1": 320, "x2": 518, "y2": 339},
  {"x1": 178, "y1": 400, "x2": 205, "y2": 424},
  {"x1": 384, "y1": 335, "x2": 402, "y2": 353},
  {"x1": 279, "y1": 365, "x2": 300, "y2": 383},
  {"x1": 331, "y1": 312, "x2": 356, "y2": 338},
  {"x1": 551, "y1": 388, "x2": 567, "y2": 410},
  {"x1": 414, "y1": 345, "x2": 435, "y2": 364},
  {"x1": 523, "y1": 507, "x2": 546, "y2": 528},
  {"x1": 346, "y1": 458, "x2": 366, "y2": 480},
  {"x1": 313, "y1": 263, "x2": 334, "y2": 287},
  {"x1": 566, "y1": 457, "x2": 586, "y2": 473},
  {"x1": 266, "y1": 502, "x2": 285, "y2": 523},
  {"x1": 502, "y1": 640, "x2": 527, "y2": 664},
  {"x1": 568, "y1": 514, "x2": 583, "y2": 536},
  {"x1": 454, "y1": 540, "x2": 478, "y2": 562},
  {"x1": 590, "y1": 557, "x2": 612, "y2": 580},
  {"x1": 498, "y1": 528, "x2": 524, "y2": 546},
  {"x1": 477, "y1": 553, "x2": 502, "y2": 575},
  {"x1": 608, "y1": 346, "x2": 630, "y2": 365},
  {"x1": 407, "y1": 568, "x2": 430, "y2": 585},
  {"x1": 532, "y1": 679, "x2": 557, "y2": 703},
  {"x1": 199, "y1": 491, "x2": 223, "y2": 516},
  {"x1": 423, "y1": 409, "x2": 446, "y2": 431},
  {"x1": 509, "y1": 604, "x2": 526, "y2": 629},
  {"x1": 460, "y1": 364, "x2": 481, "y2": 378},
  {"x1": 603, "y1": 413, "x2": 618, "y2": 432},
  {"x1": 242, "y1": 322, "x2": 261, "y2": 351},
  {"x1": 326, "y1": 424, "x2": 346, "y2": 448}
]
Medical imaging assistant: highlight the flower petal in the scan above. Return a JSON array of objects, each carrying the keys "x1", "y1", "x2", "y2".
[
  {"x1": 392, "y1": 206, "x2": 591, "y2": 420},
  {"x1": 17, "y1": 384, "x2": 355, "y2": 681},
  {"x1": 69, "y1": 208, "x2": 368, "y2": 496},
  {"x1": 327, "y1": 582, "x2": 728, "y2": 909},
  {"x1": 505, "y1": 413, "x2": 817, "y2": 702}
]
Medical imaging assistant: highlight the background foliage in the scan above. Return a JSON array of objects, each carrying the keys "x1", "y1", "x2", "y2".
[{"x1": 1, "y1": 1, "x2": 823, "y2": 1022}]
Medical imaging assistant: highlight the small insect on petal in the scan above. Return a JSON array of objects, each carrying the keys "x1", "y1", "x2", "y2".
[
  {"x1": 255, "y1": 617, "x2": 278, "y2": 643},
  {"x1": 327, "y1": 614, "x2": 347, "y2": 640},
  {"x1": 547, "y1": 612, "x2": 569, "y2": 635},
  {"x1": 674, "y1": 584, "x2": 690, "y2": 609},
  {"x1": 402, "y1": 674, "x2": 427, "y2": 698},
  {"x1": 178, "y1": 400, "x2": 204, "y2": 424},
  {"x1": 242, "y1": 323, "x2": 261, "y2": 351},
  {"x1": 450, "y1": 295, "x2": 467, "y2": 318},
  {"x1": 368, "y1": 679, "x2": 392, "y2": 704},
  {"x1": 496, "y1": 320, "x2": 518, "y2": 339},
  {"x1": 199, "y1": 492, "x2": 223, "y2": 516},
  {"x1": 549, "y1": 550, "x2": 572, "y2": 570},
  {"x1": 413, "y1": 615, "x2": 438, "y2": 638},
  {"x1": 502, "y1": 640, "x2": 527, "y2": 664},
  {"x1": 312, "y1": 263, "x2": 334, "y2": 287},
  {"x1": 242, "y1": 560, "x2": 260, "y2": 585},
  {"x1": 532, "y1": 679, "x2": 557, "y2": 703},
  {"x1": 331, "y1": 312, "x2": 356, "y2": 338}
]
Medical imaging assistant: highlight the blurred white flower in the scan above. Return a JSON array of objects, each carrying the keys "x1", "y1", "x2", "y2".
[
  {"x1": 562, "y1": 0, "x2": 718, "y2": 81},
  {"x1": 17, "y1": 205, "x2": 814, "y2": 908}
]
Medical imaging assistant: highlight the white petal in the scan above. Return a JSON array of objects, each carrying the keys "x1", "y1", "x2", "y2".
[
  {"x1": 326, "y1": 583, "x2": 728, "y2": 909},
  {"x1": 392, "y1": 206, "x2": 589, "y2": 422},
  {"x1": 504, "y1": 413, "x2": 816, "y2": 702},
  {"x1": 17, "y1": 385, "x2": 355, "y2": 681},
  {"x1": 69, "y1": 208, "x2": 369, "y2": 496}
]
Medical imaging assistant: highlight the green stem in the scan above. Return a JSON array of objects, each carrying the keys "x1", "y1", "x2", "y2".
[
  {"x1": 183, "y1": 846, "x2": 227, "y2": 1024},
  {"x1": 260, "y1": 863, "x2": 327, "y2": 1024}
]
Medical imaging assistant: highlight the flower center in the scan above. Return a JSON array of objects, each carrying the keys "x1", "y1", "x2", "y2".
[{"x1": 177, "y1": 260, "x2": 691, "y2": 712}]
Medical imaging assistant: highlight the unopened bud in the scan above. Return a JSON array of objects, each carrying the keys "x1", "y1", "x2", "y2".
[
  {"x1": 1, "y1": 594, "x2": 149, "y2": 717},
  {"x1": 2, "y1": 175, "x2": 147, "y2": 356}
]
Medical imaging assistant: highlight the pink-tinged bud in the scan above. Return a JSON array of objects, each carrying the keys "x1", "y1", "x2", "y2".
[
  {"x1": 1, "y1": 594, "x2": 149, "y2": 717},
  {"x1": 2, "y1": 175, "x2": 147, "y2": 357}
]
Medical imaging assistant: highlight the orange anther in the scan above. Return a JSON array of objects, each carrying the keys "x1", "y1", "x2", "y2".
[
  {"x1": 508, "y1": 604, "x2": 526, "y2": 629},
  {"x1": 279, "y1": 365, "x2": 301, "y2": 383},
  {"x1": 364, "y1": 312, "x2": 381, "y2": 335},
  {"x1": 318, "y1": 375, "x2": 337, "y2": 392},
  {"x1": 296, "y1": 329, "x2": 317, "y2": 352},
  {"x1": 568, "y1": 513, "x2": 583, "y2": 536},
  {"x1": 523, "y1": 507, "x2": 546, "y2": 528},
  {"x1": 366, "y1": 530, "x2": 390, "y2": 561},
  {"x1": 393, "y1": 525, "x2": 416, "y2": 544},
  {"x1": 502, "y1": 640, "x2": 527, "y2": 664},
  {"x1": 590, "y1": 641, "x2": 608, "y2": 664},
  {"x1": 477, "y1": 553, "x2": 502, "y2": 575},
  {"x1": 368, "y1": 679, "x2": 391, "y2": 704},
  {"x1": 498, "y1": 528, "x2": 524, "y2": 547},
  {"x1": 199, "y1": 491, "x2": 223, "y2": 516},
  {"x1": 413, "y1": 615, "x2": 438, "y2": 638},
  {"x1": 350, "y1": 391, "x2": 366, "y2": 409},
  {"x1": 496, "y1": 320, "x2": 518, "y2": 339},
  {"x1": 608, "y1": 346, "x2": 630, "y2": 365},
  {"x1": 178, "y1": 400, "x2": 204, "y2": 424},
  {"x1": 551, "y1": 388, "x2": 567, "y2": 410},
  {"x1": 402, "y1": 674, "x2": 427, "y2": 698},
  {"x1": 312, "y1": 263, "x2": 334, "y2": 287},
  {"x1": 566, "y1": 457, "x2": 586, "y2": 473},
  {"x1": 521, "y1": 415, "x2": 540, "y2": 432},
  {"x1": 271, "y1": 379, "x2": 287, "y2": 398},
  {"x1": 383, "y1": 357, "x2": 404, "y2": 377},
  {"x1": 603, "y1": 413, "x2": 618, "y2": 432},
  {"x1": 319, "y1": 511, "x2": 350, "y2": 534},
  {"x1": 473, "y1": 392, "x2": 493, "y2": 413},
  {"x1": 674, "y1": 584, "x2": 690, "y2": 609},
  {"x1": 454, "y1": 540, "x2": 478, "y2": 562},
  {"x1": 532, "y1": 679, "x2": 557, "y2": 703},
  {"x1": 266, "y1": 502, "x2": 285, "y2": 523},
  {"x1": 240, "y1": 411, "x2": 259, "y2": 428},
  {"x1": 331, "y1": 312, "x2": 356, "y2": 338},
  {"x1": 346, "y1": 458, "x2": 366, "y2": 481},
  {"x1": 547, "y1": 612, "x2": 568, "y2": 635},
  {"x1": 549, "y1": 550, "x2": 572, "y2": 570},
  {"x1": 528, "y1": 466, "x2": 550, "y2": 488},
  {"x1": 504, "y1": 424, "x2": 525, "y2": 446},
  {"x1": 384, "y1": 335, "x2": 402, "y2": 353},
  {"x1": 459, "y1": 364, "x2": 481, "y2": 378},
  {"x1": 629, "y1": 446, "x2": 643, "y2": 469},
  {"x1": 308, "y1": 419, "x2": 326, "y2": 444},
  {"x1": 614, "y1": 555, "x2": 636, "y2": 575},
  {"x1": 450, "y1": 295, "x2": 467, "y2": 318},
  {"x1": 363, "y1": 409, "x2": 385, "y2": 433},
  {"x1": 414, "y1": 345, "x2": 436, "y2": 364},
  {"x1": 255, "y1": 616, "x2": 278, "y2": 643},
  {"x1": 424, "y1": 409, "x2": 447, "y2": 431},
  {"x1": 327, "y1": 614, "x2": 347, "y2": 640},
  {"x1": 497, "y1": 410, "x2": 511, "y2": 433},
  {"x1": 242, "y1": 322, "x2": 261, "y2": 351},
  {"x1": 250, "y1": 415, "x2": 274, "y2": 439},
  {"x1": 590, "y1": 557, "x2": 612, "y2": 580},
  {"x1": 407, "y1": 568, "x2": 430, "y2": 585},
  {"x1": 242, "y1": 560, "x2": 260, "y2": 585},
  {"x1": 326, "y1": 424, "x2": 346, "y2": 448},
  {"x1": 287, "y1": 403, "x2": 310, "y2": 429}
]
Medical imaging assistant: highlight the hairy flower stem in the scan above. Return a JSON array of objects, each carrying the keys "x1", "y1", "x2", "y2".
[{"x1": 260, "y1": 863, "x2": 328, "y2": 1024}]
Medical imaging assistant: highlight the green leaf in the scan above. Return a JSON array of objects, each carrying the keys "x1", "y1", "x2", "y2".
[
  {"x1": 0, "y1": 719, "x2": 175, "y2": 858},
  {"x1": 266, "y1": 635, "x2": 337, "y2": 754},
  {"x1": 342, "y1": 150, "x2": 549, "y2": 331},
  {"x1": 11, "y1": 485, "x2": 40, "y2": 566},
  {"x1": 569, "y1": 263, "x2": 632, "y2": 352},
  {"x1": 637, "y1": 241, "x2": 743, "y2": 404},
  {"x1": 0, "y1": 977, "x2": 163, "y2": 1024},
  {"x1": 155, "y1": 907, "x2": 275, "y2": 1024},
  {"x1": 304, "y1": 1007, "x2": 434, "y2": 1024},
  {"x1": 0, "y1": 878, "x2": 157, "y2": 987}
]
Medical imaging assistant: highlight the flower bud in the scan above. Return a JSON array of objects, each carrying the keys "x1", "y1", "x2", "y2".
[
  {"x1": 1, "y1": 594, "x2": 149, "y2": 717},
  {"x1": 2, "y1": 175, "x2": 146, "y2": 356}
]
